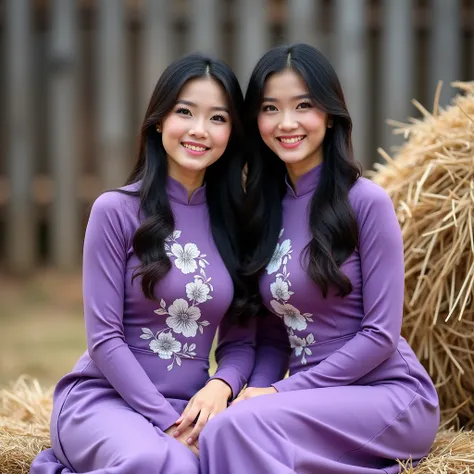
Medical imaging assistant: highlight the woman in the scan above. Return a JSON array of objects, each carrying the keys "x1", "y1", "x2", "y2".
[
  {"x1": 198, "y1": 44, "x2": 439, "y2": 474},
  {"x1": 30, "y1": 53, "x2": 255, "y2": 474}
]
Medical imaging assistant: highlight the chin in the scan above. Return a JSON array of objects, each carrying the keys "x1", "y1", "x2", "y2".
[{"x1": 277, "y1": 153, "x2": 307, "y2": 165}]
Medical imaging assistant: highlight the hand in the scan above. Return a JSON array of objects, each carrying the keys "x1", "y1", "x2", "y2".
[
  {"x1": 231, "y1": 386, "x2": 277, "y2": 405},
  {"x1": 164, "y1": 425, "x2": 199, "y2": 457},
  {"x1": 174, "y1": 379, "x2": 232, "y2": 444}
]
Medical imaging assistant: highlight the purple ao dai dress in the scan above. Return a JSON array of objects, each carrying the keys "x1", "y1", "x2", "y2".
[
  {"x1": 198, "y1": 165, "x2": 439, "y2": 474},
  {"x1": 29, "y1": 178, "x2": 255, "y2": 474}
]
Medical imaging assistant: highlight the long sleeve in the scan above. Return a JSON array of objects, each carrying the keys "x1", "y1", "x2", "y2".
[
  {"x1": 208, "y1": 315, "x2": 256, "y2": 399},
  {"x1": 248, "y1": 311, "x2": 291, "y2": 387},
  {"x1": 83, "y1": 193, "x2": 180, "y2": 431},
  {"x1": 274, "y1": 185, "x2": 404, "y2": 392}
]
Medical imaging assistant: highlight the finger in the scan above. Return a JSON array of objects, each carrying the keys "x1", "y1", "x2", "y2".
[
  {"x1": 174, "y1": 404, "x2": 199, "y2": 436},
  {"x1": 188, "y1": 444, "x2": 199, "y2": 457},
  {"x1": 176, "y1": 398, "x2": 193, "y2": 426},
  {"x1": 188, "y1": 408, "x2": 210, "y2": 443}
]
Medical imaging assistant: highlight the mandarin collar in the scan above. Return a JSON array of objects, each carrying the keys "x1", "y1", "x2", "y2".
[
  {"x1": 285, "y1": 163, "x2": 323, "y2": 198},
  {"x1": 167, "y1": 176, "x2": 206, "y2": 205}
]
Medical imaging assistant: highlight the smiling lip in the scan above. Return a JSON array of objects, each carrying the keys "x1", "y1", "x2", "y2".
[
  {"x1": 181, "y1": 141, "x2": 210, "y2": 156},
  {"x1": 276, "y1": 135, "x2": 305, "y2": 149}
]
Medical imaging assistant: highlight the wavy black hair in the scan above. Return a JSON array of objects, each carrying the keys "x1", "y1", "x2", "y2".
[
  {"x1": 244, "y1": 43, "x2": 361, "y2": 301},
  {"x1": 121, "y1": 53, "x2": 248, "y2": 324}
]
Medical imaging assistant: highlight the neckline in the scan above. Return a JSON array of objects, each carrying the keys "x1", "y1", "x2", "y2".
[
  {"x1": 285, "y1": 163, "x2": 323, "y2": 198},
  {"x1": 167, "y1": 176, "x2": 207, "y2": 205}
]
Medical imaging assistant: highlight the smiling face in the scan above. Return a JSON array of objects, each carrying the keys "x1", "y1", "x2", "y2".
[
  {"x1": 160, "y1": 77, "x2": 232, "y2": 182},
  {"x1": 257, "y1": 69, "x2": 331, "y2": 179}
]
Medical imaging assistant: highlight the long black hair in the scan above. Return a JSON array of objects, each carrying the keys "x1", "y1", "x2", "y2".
[
  {"x1": 244, "y1": 43, "x2": 361, "y2": 301},
  {"x1": 122, "y1": 53, "x2": 248, "y2": 324}
]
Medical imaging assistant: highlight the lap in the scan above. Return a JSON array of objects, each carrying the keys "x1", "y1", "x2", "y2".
[
  {"x1": 55, "y1": 393, "x2": 197, "y2": 474},
  {"x1": 205, "y1": 384, "x2": 436, "y2": 463}
]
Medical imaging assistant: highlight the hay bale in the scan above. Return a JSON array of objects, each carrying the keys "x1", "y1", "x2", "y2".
[
  {"x1": 0, "y1": 377, "x2": 52, "y2": 474},
  {"x1": 370, "y1": 81, "x2": 474, "y2": 428},
  {"x1": 402, "y1": 429, "x2": 474, "y2": 473}
]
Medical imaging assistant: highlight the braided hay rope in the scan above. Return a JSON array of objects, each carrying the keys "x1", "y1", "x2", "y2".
[
  {"x1": 0, "y1": 377, "x2": 52, "y2": 474},
  {"x1": 370, "y1": 81, "x2": 474, "y2": 429}
]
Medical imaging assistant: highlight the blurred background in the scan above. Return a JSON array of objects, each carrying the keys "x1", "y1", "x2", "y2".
[{"x1": 0, "y1": 0, "x2": 473, "y2": 387}]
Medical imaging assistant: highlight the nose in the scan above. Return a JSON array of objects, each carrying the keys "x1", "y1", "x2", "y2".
[
  {"x1": 189, "y1": 118, "x2": 208, "y2": 138},
  {"x1": 278, "y1": 111, "x2": 298, "y2": 131}
]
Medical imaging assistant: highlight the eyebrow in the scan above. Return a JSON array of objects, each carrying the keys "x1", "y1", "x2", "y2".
[
  {"x1": 262, "y1": 94, "x2": 312, "y2": 102},
  {"x1": 176, "y1": 99, "x2": 229, "y2": 113}
]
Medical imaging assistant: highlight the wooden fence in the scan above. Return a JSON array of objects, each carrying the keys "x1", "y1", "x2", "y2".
[{"x1": 0, "y1": 0, "x2": 473, "y2": 273}]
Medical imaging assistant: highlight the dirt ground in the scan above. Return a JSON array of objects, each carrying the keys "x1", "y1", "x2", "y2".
[{"x1": 0, "y1": 270, "x2": 86, "y2": 388}]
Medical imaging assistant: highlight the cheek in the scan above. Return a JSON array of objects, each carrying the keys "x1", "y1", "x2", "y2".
[
  {"x1": 304, "y1": 111, "x2": 328, "y2": 134},
  {"x1": 162, "y1": 116, "x2": 186, "y2": 139},
  {"x1": 257, "y1": 115, "x2": 275, "y2": 141},
  {"x1": 211, "y1": 126, "x2": 232, "y2": 148}
]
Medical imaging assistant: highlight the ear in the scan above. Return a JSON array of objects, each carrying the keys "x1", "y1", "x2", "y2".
[
  {"x1": 156, "y1": 123, "x2": 162, "y2": 133},
  {"x1": 327, "y1": 116, "x2": 333, "y2": 128}
]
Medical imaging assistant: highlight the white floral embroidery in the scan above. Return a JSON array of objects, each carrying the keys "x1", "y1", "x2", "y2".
[
  {"x1": 142, "y1": 230, "x2": 213, "y2": 370},
  {"x1": 270, "y1": 301, "x2": 307, "y2": 331},
  {"x1": 186, "y1": 278, "x2": 211, "y2": 304},
  {"x1": 270, "y1": 277, "x2": 293, "y2": 301},
  {"x1": 166, "y1": 298, "x2": 201, "y2": 337},
  {"x1": 149, "y1": 332, "x2": 182, "y2": 359},
  {"x1": 268, "y1": 228, "x2": 315, "y2": 364},
  {"x1": 289, "y1": 334, "x2": 314, "y2": 365},
  {"x1": 142, "y1": 327, "x2": 197, "y2": 371},
  {"x1": 170, "y1": 243, "x2": 200, "y2": 274},
  {"x1": 267, "y1": 239, "x2": 292, "y2": 274}
]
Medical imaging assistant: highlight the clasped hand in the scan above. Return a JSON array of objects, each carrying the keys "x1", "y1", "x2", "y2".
[
  {"x1": 173, "y1": 379, "x2": 232, "y2": 447},
  {"x1": 231, "y1": 386, "x2": 277, "y2": 405}
]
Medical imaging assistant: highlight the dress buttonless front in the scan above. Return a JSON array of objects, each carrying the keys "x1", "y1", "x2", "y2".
[
  {"x1": 199, "y1": 164, "x2": 439, "y2": 474},
  {"x1": 30, "y1": 178, "x2": 255, "y2": 474}
]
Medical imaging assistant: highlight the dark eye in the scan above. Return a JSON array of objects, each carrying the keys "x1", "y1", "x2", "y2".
[
  {"x1": 262, "y1": 104, "x2": 277, "y2": 112},
  {"x1": 176, "y1": 107, "x2": 192, "y2": 116},
  {"x1": 297, "y1": 102, "x2": 312, "y2": 109},
  {"x1": 211, "y1": 114, "x2": 227, "y2": 123}
]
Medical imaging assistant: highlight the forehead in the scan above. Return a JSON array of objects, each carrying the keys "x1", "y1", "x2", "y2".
[
  {"x1": 178, "y1": 77, "x2": 228, "y2": 107},
  {"x1": 263, "y1": 69, "x2": 309, "y2": 98}
]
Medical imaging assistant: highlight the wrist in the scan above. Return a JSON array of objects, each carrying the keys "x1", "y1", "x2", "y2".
[{"x1": 207, "y1": 378, "x2": 232, "y2": 399}]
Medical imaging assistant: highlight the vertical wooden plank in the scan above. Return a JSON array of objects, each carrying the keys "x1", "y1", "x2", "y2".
[
  {"x1": 235, "y1": 0, "x2": 269, "y2": 87},
  {"x1": 5, "y1": 0, "x2": 35, "y2": 272},
  {"x1": 287, "y1": 0, "x2": 324, "y2": 50},
  {"x1": 97, "y1": 0, "x2": 130, "y2": 190},
  {"x1": 140, "y1": 0, "x2": 173, "y2": 114},
  {"x1": 49, "y1": 0, "x2": 79, "y2": 270},
  {"x1": 429, "y1": 0, "x2": 461, "y2": 107},
  {"x1": 333, "y1": 0, "x2": 370, "y2": 168},
  {"x1": 380, "y1": 0, "x2": 414, "y2": 153},
  {"x1": 189, "y1": 0, "x2": 221, "y2": 57}
]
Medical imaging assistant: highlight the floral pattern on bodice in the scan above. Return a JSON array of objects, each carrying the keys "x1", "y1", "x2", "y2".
[
  {"x1": 267, "y1": 229, "x2": 315, "y2": 365},
  {"x1": 140, "y1": 230, "x2": 213, "y2": 370}
]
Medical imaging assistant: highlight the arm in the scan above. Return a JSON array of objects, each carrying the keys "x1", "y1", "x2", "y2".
[
  {"x1": 83, "y1": 193, "x2": 180, "y2": 430},
  {"x1": 274, "y1": 184, "x2": 404, "y2": 392},
  {"x1": 248, "y1": 311, "x2": 291, "y2": 387},
  {"x1": 208, "y1": 314, "x2": 256, "y2": 399}
]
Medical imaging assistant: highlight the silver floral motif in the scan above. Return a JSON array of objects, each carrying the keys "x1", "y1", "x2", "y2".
[
  {"x1": 143, "y1": 230, "x2": 213, "y2": 369},
  {"x1": 268, "y1": 228, "x2": 315, "y2": 365}
]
